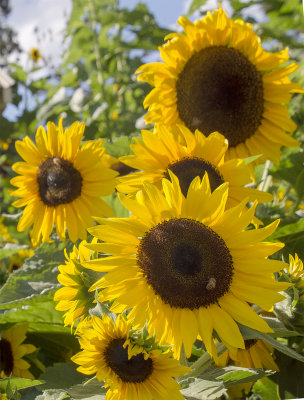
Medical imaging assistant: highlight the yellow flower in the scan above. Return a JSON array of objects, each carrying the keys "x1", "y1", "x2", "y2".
[
  {"x1": 30, "y1": 48, "x2": 42, "y2": 63},
  {"x1": 72, "y1": 315, "x2": 189, "y2": 400},
  {"x1": 8, "y1": 248, "x2": 34, "y2": 273},
  {"x1": 84, "y1": 173, "x2": 289, "y2": 359},
  {"x1": 0, "y1": 217, "x2": 14, "y2": 244},
  {"x1": 117, "y1": 126, "x2": 272, "y2": 209},
  {"x1": 112, "y1": 111, "x2": 119, "y2": 121},
  {"x1": 54, "y1": 240, "x2": 98, "y2": 328},
  {"x1": 0, "y1": 138, "x2": 11, "y2": 151},
  {"x1": 137, "y1": 7, "x2": 302, "y2": 164},
  {"x1": 0, "y1": 324, "x2": 36, "y2": 379},
  {"x1": 286, "y1": 254, "x2": 304, "y2": 287},
  {"x1": 217, "y1": 339, "x2": 278, "y2": 397},
  {"x1": 11, "y1": 119, "x2": 118, "y2": 245}
]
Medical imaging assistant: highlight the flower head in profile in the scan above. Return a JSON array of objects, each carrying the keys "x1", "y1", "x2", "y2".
[
  {"x1": 137, "y1": 7, "x2": 302, "y2": 163},
  {"x1": 72, "y1": 314, "x2": 189, "y2": 400},
  {"x1": 54, "y1": 240, "x2": 99, "y2": 328},
  {"x1": 0, "y1": 324, "x2": 36, "y2": 379},
  {"x1": 8, "y1": 248, "x2": 34, "y2": 273},
  {"x1": 0, "y1": 217, "x2": 14, "y2": 244},
  {"x1": 117, "y1": 125, "x2": 272, "y2": 209},
  {"x1": 84, "y1": 173, "x2": 289, "y2": 359},
  {"x1": 30, "y1": 48, "x2": 42, "y2": 63},
  {"x1": 217, "y1": 339, "x2": 278, "y2": 397},
  {"x1": 286, "y1": 254, "x2": 304, "y2": 286},
  {"x1": 11, "y1": 119, "x2": 118, "y2": 245}
]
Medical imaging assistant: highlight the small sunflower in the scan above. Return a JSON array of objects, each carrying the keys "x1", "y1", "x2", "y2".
[
  {"x1": 84, "y1": 174, "x2": 289, "y2": 358},
  {"x1": 54, "y1": 240, "x2": 98, "y2": 328},
  {"x1": 30, "y1": 48, "x2": 42, "y2": 63},
  {"x1": 8, "y1": 248, "x2": 34, "y2": 273},
  {"x1": 137, "y1": 7, "x2": 302, "y2": 163},
  {"x1": 0, "y1": 324, "x2": 36, "y2": 379},
  {"x1": 117, "y1": 125, "x2": 272, "y2": 209},
  {"x1": 11, "y1": 119, "x2": 118, "y2": 245},
  {"x1": 217, "y1": 339, "x2": 278, "y2": 397},
  {"x1": 0, "y1": 217, "x2": 14, "y2": 244},
  {"x1": 72, "y1": 314, "x2": 189, "y2": 400}
]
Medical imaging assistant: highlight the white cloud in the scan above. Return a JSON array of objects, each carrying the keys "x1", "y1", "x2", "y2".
[{"x1": 7, "y1": 0, "x2": 72, "y2": 68}]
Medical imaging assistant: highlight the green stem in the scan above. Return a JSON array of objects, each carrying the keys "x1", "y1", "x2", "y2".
[
  {"x1": 297, "y1": 337, "x2": 304, "y2": 354},
  {"x1": 89, "y1": 0, "x2": 110, "y2": 131},
  {"x1": 259, "y1": 159, "x2": 272, "y2": 193},
  {"x1": 178, "y1": 342, "x2": 226, "y2": 381}
]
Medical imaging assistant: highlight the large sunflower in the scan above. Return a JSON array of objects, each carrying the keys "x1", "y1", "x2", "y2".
[
  {"x1": 137, "y1": 7, "x2": 302, "y2": 163},
  {"x1": 117, "y1": 125, "x2": 272, "y2": 209},
  {"x1": 72, "y1": 314, "x2": 189, "y2": 400},
  {"x1": 54, "y1": 239, "x2": 98, "y2": 328},
  {"x1": 84, "y1": 174, "x2": 289, "y2": 358},
  {"x1": 0, "y1": 324, "x2": 36, "y2": 379},
  {"x1": 11, "y1": 119, "x2": 118, "y2": 245}
]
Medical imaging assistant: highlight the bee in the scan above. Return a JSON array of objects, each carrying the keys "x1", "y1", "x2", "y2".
[{"x1": 206, "y1": 277, "x2": 216, "y2": 290}]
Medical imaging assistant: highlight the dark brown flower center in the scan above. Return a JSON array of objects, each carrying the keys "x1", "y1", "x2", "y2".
[
  {"x1": 137, "y1": 218, "x2": 234, "y2": 309},
  {"x1": 105, "y1": 338, "x2": 153, "y2": 383},
  {"x1": 165, "y1": 157, "x2": 224, "y2": 196},
  {"x1": 37, "y1": 157, "x2": 82, "y2": 206},
  {"x1": 0, "y1": 338, "x2": 14, "y2": 376},
  {"x1": 176, "y1": 46, "x2": 264, "y2": 147},
  {"x1": 244, "y1": 339, "x2": 258, "y2": 350}
]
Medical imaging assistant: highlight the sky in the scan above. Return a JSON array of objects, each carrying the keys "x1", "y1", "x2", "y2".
[{"x1": 6, "y1": 0, "x2": 192, "y2": 68}]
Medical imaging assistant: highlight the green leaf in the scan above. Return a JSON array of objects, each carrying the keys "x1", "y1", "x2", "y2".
[
  {"x1": 103, "y1": 193, "x2": 129, "y2": 218},
  {"x1": 243, "y1": 154, "x2": 263, "y2": 165},
  {"x1": 252, "y1": 377, "x2": 281, "y2": 400},
  {"x1": 34, "y1": 389, "x2": 69, "y2": 400},
  {"x1": 181, "y1": 378, "x2": 226, "y2": 400},
  {"x1": 38, "y1": 363, "x2": 85, "y2": 391},
  {"x1": 67, "y1": 378, "x2": 107, "y2": 400},
  {"x1": 268, "y1": 219, "x2": 304, "y2": 240},
  {"x1": 295, "y1": 168, "x2": 304, "y2": 201},
  {"x1": 0, "y1": 241, "x2": 72, "y2": 307},
  {"x1": 274, "y1": 296, "x2": 304, "y2": 335},
  {"x1": 186, "y1": 0, "x2": 208, "y2": 16},
  {"x1": 0, "y1": 297, "x2": 68, "y2": 332},
  {"x1": 0, "y1": 243, "x2": 30, "y2": 261},
  {"x1": 262, "y1": 316, "x2": 301, "y2": 337},
  {"x1": 0, "y1": 378, "x2": 44, "y2": 391},
  {"x1": 180, "y1": 365, "x2": 270, "y2": 399},
  {"x1": 239, "y1": 324, "x2": 304, "y2": 362}
]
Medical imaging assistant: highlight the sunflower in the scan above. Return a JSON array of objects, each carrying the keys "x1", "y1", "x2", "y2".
[
  {"x1": 54, "y1": 239, "x2": 99, "y2": 328},
  {"x1": 30, "y1": 48, "x2": 42, "y2": 63},
  {"x1": 137, "y1": 7, "x2": 302, "y2": 164},
  {"x1": 11, "y1": 119, "x2": 118, "y2": 245},
  {"x1": 0, "y1": 217, "x2": 14, "y2": 244},
  {"x1": 286, "y1": 254, "x2": 304, "y2": 285},
  {"x1": 117, "y1": 125, "x2": 272, "y2": 209},
  {"x1": 84, "y1": 173, "x2": 289, "y2": 359},
  {"x1": 0, "y1": 324, "x2": 36, "y2": 379},
  {"x1": 72, "y1": 314, "x2": 189, "y2": 400},
  {"x1": 8, "y1": 248, "x2": 34, "y2": 273},
  {"x1": 217, "y1": 339, "x2": 278, "y2": 397}
]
